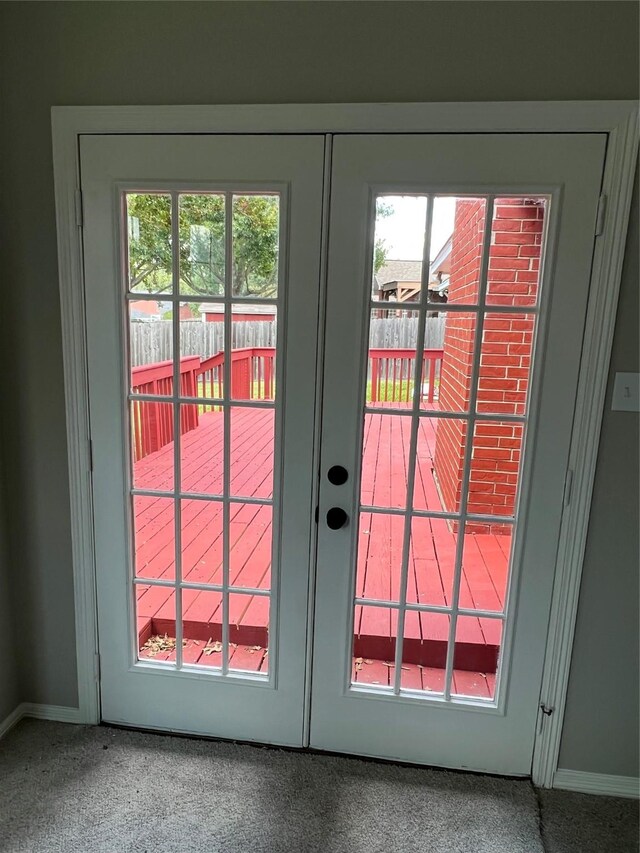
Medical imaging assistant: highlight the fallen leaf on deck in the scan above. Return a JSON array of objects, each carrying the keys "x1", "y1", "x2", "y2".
[{"x1": 141, "y1": 634, "x2": 177, "y2": 656}]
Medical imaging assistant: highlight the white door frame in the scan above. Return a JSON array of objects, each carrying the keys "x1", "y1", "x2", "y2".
[{"x1": 51, "y1": 101, "x2": 638, "y2": 787}]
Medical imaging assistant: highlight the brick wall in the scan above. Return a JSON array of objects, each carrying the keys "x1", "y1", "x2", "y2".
[{"x1": 433, "y1": 198, "x2": 545, "y2": 534}]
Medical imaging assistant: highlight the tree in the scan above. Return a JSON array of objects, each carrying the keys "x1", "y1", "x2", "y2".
[
  {"x1": 126, "y1": 193, "x2": 280, "y2": 298},
  {"x1": 126, "y1": 192, "x2": 389, "y2": 297},
  {"x1": 373, "y1": 198, "x2": 393, "y2": 275}
]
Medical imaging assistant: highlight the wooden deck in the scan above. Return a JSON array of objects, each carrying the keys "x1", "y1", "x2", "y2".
[{"x1": 134, "y1": 408, "x2": 509, "y2": 691}]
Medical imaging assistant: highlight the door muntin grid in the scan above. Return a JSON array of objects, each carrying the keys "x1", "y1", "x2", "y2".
[
  {"x1": 122, "y1": 189, "x2": 285, "y2": 682},
  {"x1": 350, "y1": 192, "x2": 550, "y2": 705}
]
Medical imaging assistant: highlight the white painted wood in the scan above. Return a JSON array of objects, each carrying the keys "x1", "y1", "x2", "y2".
[
  {"x1": 51, "y1": 101, "x2": 638, "y2": 779},
  {"x1": 52, "y1": 115, "x2": 101, "y2": 726},
  {"x1": 20, "y1": 703, "x2": 85, "y2": 725},
  {"x1": 0, "y1": 703, "x2": 85, "y2": 740},
  {"x1": 302, "y1": 135, "x2": 333, "y2": 748},
  {"x1": 311, "y1": 133, "x2": 607, "y2": 775},
  {"x1": 52, "y1": 101, "x2": 636, "y2": 136},
  {"x1": 80, "y1": 135, "x2": 324, "y2": 744},
  {"x1": 532, "y1": 107, "x2": 639, "y2": 787},
  {"x1": 0, "y1": 703, "x2": 25, "y2": 740},
  {"x1": 554, "y1": 769, "x2": 640, "y2": 800}
]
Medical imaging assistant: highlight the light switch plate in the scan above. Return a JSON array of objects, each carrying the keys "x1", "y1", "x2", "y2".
[{"x1": 611, "y1": 372, "x2": 640, "y2": 412}]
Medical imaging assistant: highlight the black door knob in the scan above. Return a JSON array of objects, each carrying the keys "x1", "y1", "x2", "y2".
[
  {"x1": 326, "y1": 507, "x2": 349, "y2": 529},
  {"x1": 327, "y1": 465, "x2": 349, "y2": 485}
]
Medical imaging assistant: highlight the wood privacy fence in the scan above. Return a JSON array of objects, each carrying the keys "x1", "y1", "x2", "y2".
[{"x1": 129, "y1": 315, "x2": 446, "y2": 367}]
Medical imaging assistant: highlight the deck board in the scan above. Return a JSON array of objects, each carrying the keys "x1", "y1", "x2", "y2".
[{"x1": 134, "y1": 408, "x2": 510, "y2": 678}]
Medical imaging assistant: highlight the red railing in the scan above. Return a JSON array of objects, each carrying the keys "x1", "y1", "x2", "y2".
[
  {"x1": 369, "y1": 348, "x2": 444, "y2": 405},
  {"x1": 131, "y1": 346, "x2": 443, "y2": 461},
  {"x1": 131, "y1": 349, "x2": 276, "y2": 461}
]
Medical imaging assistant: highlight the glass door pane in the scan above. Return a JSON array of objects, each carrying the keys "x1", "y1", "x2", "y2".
[
  {"x1": 352, "y1": 192, "x2": 547, "y2": 702},
  {"x1": 127, "y1": 192, "x2": 279, "y2": 677}
]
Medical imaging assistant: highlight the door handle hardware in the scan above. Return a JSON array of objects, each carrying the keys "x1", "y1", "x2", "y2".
[
  {"x1": 326, "y1": 507, "x2": 349, "y2": 530},
  {"x1": 327, "y1": 465, "x2": 349, "y2": 485}
]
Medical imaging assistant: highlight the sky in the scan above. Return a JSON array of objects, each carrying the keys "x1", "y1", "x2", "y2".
[{"x1": 375, "y1": 196, "x2": 455, "y2": 261}]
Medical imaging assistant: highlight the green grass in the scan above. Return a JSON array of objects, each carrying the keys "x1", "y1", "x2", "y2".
[
  {"x1": 193, "y1": 378, "x2": 435, "y2": 411},
  {"x1": 196, "y1": 379, "x2": 275, "y2": 413},
  {"x1": 365, "y1": 379, "x2": 414, "y2": 403}
]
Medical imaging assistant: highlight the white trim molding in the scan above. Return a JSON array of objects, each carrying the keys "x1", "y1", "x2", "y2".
[
  {"x1": 0, "y1": 704, "x2": 25, "y2": 740},
  {"x1": 0, "y1": 703, "x2": 85, "y2": 740},
  {"x1": 51, "y1": 101, "x2": 639, "y2": 775},
  {"x1": 21, "y1": 703, "x2": 85, "y2": 725},
  {"x1": 531, "y1": 104, "x2": 639, "y2": 787},
  {"x1": 554, "y1": 769, "x2": 640, "y2": 800}
]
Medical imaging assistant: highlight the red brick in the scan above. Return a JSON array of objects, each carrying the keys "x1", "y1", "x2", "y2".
[
  {"x1": 490, "y1": 244, "x2": 519, "y2": 257},
  {"x1": 474, "y1": 424, "x2": 515, "y2": 437},
  {"x1": 480, "y1": 378, "x2": 519, "y2": 391},
  {"x1": 495, "y1": 206, "x2": 540, "y2": 219},
  {"x1": 491, "y1": 219, "x2": 522, "y2": 233},
  {"x1": 515, "y1": 270, "x2": 540, "y2": 283},
  {"x1": 494, "y1": 231, "x2": 538, "y2": 245},
  {"x1": 488, "y1": 282, "x2": 536, "y2": 295},
  {"x1": 517, "y1": 244, "x2": 541, "y2": 257},
  {"x1": 489, "y1": 257, "x2": 532, "y2": 271}
]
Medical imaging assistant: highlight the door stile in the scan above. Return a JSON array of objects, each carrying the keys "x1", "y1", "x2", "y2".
[{"x1": 302, "y1": 133, "x2": 334, "y2": 746}]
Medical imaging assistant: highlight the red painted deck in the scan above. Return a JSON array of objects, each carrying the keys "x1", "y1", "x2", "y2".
[{"x1": 135, "y1": 408, "x2": 509, "y2": 690}]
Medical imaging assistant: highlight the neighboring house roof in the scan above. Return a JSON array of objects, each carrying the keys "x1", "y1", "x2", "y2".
[
  {"x1": 129, "y1": 300, "x2": 161, "y2": 320},
  {"x1": 430, "y1": 236, "x2": 452, "y2": 279},
  {"x1": 429, "y1": 236, "x2": 452, "y2": 296},
  {"x1": 375, "y1": 259, "x2": 423, "y2": 290},
  {"x1": 129, "y1": 300, "x2": 194, "y2": 321},
  {"x1": 374, "y1": 250, "x2": 453, "y2": 301},
  {"x1": 178, "y1": 304, "x2": 195, "y2": 321}
]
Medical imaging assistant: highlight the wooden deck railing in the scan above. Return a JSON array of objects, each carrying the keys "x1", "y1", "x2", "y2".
[
  {"x1": 131, "y1": 349, "x2": 276, "y2": 461},
  {"x1": 369, "y1": 348, "x2": 444, "y2": 404},
  {"x1": 131, "y1": 346, "x2": 443, "y2": 461}
]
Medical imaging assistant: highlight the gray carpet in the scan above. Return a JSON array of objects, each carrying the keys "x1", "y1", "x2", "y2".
[
  {"x1": 538, "y1": 787, "x2": 638, "y2": 853},
  {"x1": 0, "y1": 721, "x2": 636, "y2": 853}
]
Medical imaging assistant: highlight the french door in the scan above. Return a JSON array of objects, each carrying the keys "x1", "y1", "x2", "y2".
[
  {"x1": 312, "y1": 134, "x2": 606, "y2": 774},
  {"x1": 82, "y1": 131, "x2": 606, "y2": 773},
  {"x1": 82, "y1": 135, "x2": 325, "y2": 744}
]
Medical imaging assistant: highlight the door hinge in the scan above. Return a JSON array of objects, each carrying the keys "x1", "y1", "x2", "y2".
[
  {"x1": 94, "y1": 652, "x2": 101, "y2": 682},
  {"x1": 314, "y1": 506, "x2": 319, "y2": 524},
  {"x1": 563, "y1": 468, "x2": 573, "y2": 507},
  {"x1": 75, "y1": 188, "x2": 84, "y2": 228},
  {"x1": 595, "y1": 193, "x2": 607, "y2": 236},
  {"x1": 539, "y1": 703, "x2": 554, "y2": 733},
  {"x1": 89, "y1": 439, "x2": 94, "y2": 473}
]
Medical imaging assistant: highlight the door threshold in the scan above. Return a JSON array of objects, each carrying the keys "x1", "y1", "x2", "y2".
[{"x1": 98, "y1": 720, "x2": 530, "y2": 781}]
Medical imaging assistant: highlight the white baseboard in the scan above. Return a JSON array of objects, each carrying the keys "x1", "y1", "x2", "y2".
[
  {"x1": 0, "y1": 703, "x2": 26, "y2": 739},
  {"x1": 21, "y1": 702, "x2": 84, "y2": 724},
  {"x1": 554, "y1": 769, "x2": 640, "y2": 799},
  {"x1": 0, "y1": 702, "x2": 84, "y2": 739}
]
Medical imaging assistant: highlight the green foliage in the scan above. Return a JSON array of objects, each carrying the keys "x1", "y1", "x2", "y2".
[
  {"x1": 126, "y1": 192, "x2": 279, "y2": 298},
  {"x1": 127, "y1": 194, "x2": 172, "y2": 292},
  {"x1": 232, "y1": 195, "x2": 279, "y2": 296},
  {"x1": 373, "y1": 198, "x2": 393, "y2": 274},
  {"x1": 373, "y1": 241, "x2": 388, "y2": 275}
]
